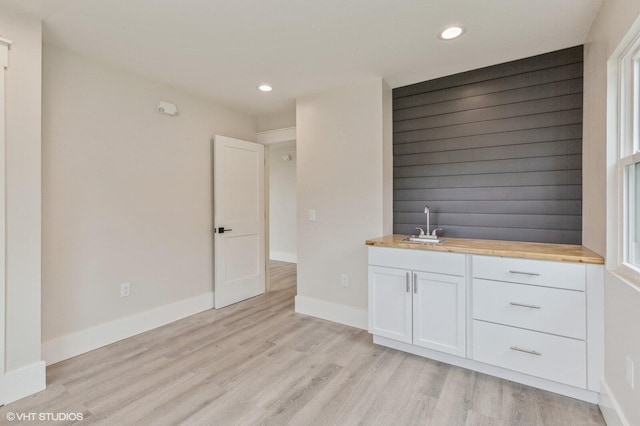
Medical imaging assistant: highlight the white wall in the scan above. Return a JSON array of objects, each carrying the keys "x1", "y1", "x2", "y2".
[
  {"x1": 295, "y1": 78, "x2": 392, "y2": 328},
  {"x1": 269, "y1": 142, "x2": 297, "y2": 263},
  {"x1": 0, "y1": 5, "x2": 45, "y2": 403},
  {"x1": 257, "y1": 108, "x2": 295, "y2": 132},
  {"x1": 41, "y1": 45, "x2": 256, "y2": 363},
  {"x1": 583, "y1": 1, "x2": 640, "y2": 424}
]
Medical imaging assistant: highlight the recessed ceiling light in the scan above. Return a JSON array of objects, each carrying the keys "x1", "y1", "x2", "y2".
[
  {"x1": 258, "y1": 84, "x2": 273, "y2": 92},
  {"x1": 439, "y1": 26, "x2": 465, "y2": 40}
]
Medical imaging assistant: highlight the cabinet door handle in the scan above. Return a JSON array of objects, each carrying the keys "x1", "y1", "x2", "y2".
[
  {"x1": 508, "y1": 270, "x2": 540, "y2": 276},
  {"x1": 413, "y1": 272, "x2": 417, "y2": 294},
  {"x1": 406, "y1": 272, "x2": 410, "y2": 293},
  {"x1": 510, "y1": 346, "x2": 542, "y2": 356},
  {"x1": 509, "y1": 302, "x2": 542, "y2": 309}
]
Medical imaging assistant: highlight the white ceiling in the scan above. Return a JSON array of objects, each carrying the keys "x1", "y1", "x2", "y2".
[{"x1": 1, "y1": 0, "x2": 603, "y2": 118}]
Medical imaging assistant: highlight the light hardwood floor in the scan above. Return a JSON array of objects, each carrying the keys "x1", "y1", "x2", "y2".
[
  {"x1": 1, "y1": 261, "x2": 604, "y2": 425},
  {"x1": 268, "y1": 260, "x2": 297, "y2": 292}
]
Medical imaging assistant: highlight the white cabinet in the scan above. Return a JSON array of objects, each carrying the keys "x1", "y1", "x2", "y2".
[
  {"x1": 473, "y1": 321, "x2": 586, "y2": 388},
  {"x1": 368, "y1": 247, "x2": 466, "y2": 357},
  {"x1": 368, "y1": 266, "x2": 412, "y2": 343},
  {"x1": 473, "y1": 278, "x2": 585, "y2": 340},
  {"x1": 413, "y1": 271, "x2": 465, "y2": 355},
  {"x1": 367, "y1": 245, "x2": 603, "y2": 403},
  {"x1": 472, "y1": 255, "x2": 586, "y2": 291},
  {"x1": 471, "y1": 255, "x2": 591, "y2": 388}
]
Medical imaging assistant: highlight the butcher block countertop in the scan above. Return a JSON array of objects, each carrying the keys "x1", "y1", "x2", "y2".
[{"x1": 365, "y1": 234, "x2": 604, "y2": 265}]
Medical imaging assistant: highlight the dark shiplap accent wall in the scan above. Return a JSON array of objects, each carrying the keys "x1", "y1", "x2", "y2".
[{"x1": 393, "y1": 46, "x2": 583, "y2": 244}]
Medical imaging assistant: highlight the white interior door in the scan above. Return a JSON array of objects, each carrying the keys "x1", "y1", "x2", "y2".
[{"x1": 214, "y1": 135, "x2": 265, "y2": 308}]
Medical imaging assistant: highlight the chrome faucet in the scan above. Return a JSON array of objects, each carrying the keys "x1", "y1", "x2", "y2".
[
  {"x1": 424, "y1": 206, "x2": 430, "y2": 235},
  {"x1": 416, "y1": 205, "x2": 442, "y2": 239}
]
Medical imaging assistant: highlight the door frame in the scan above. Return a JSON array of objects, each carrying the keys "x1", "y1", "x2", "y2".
[
  {"x1": 210, "y1": 128, "x2": 297, "y2": 299},
  {"x1": 257, "y1": 127, "x2": 297, "y2": 293},
  {"x1": 0, "y1": 37, "x2": 12, "y2": 405}
]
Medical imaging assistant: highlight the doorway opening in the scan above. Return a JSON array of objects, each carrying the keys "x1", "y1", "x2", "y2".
[{"x1": 267, "y1": 140, "x2": 297, "y2": 293}]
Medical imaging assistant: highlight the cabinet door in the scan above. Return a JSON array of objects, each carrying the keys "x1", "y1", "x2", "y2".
[
  {"x1": 413, "y1": 271, "x2": 466, "y2": 356},
  {"x1": 368, "y1": 266, "x2": 412, "y2": 343}
]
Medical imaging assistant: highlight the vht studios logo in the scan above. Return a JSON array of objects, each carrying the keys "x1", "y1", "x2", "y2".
[{"x1": 6, "y1": 412, "x2": 84, "y2": 422}]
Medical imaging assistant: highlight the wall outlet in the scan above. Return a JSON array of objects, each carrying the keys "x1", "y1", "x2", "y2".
[
  {"x1": 626, "y1": 356, "x2": 635, "y2": 389},
  {"x1": 309, "y1": 209, "x2": 317, "y2": 222},
  {"x1": 120, "y1": 282, "x2": 131, "y2": 298},
  {"x1": 341, "y1": 274, "x2": 349, "y2": 287}
]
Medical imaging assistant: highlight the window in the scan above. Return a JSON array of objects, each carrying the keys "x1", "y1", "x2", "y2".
[{"x1": 619, "y1": 30, "x2": 640, "y2": 273}]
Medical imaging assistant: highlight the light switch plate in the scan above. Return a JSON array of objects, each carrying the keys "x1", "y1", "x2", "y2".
[
  {"x1": 627, "y1": 356, "x2": 635, "y2": 389},
  {"x1": 120, "y1": 282, "x2": 131, "y2": 298}
]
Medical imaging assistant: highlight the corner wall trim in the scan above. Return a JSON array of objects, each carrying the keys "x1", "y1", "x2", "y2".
[
  {"x1": 599, "y1": 380, "x2": 631, "y2": 426},
  {"x1": 295, "y1": 295, "x2": 367, "y2": 330},
  {"x1": 42, "y1": 292, "x2": 214, "y2": 365},
  {"x1": 2, "y1": 361, "x2": 46, "y2": 404}
]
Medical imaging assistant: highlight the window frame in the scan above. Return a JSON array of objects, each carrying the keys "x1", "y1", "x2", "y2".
[{"x1": 616, "y1": 27, "x2": 640, "y2": 282}]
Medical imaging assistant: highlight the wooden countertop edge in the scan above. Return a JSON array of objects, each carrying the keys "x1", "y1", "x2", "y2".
[{"x1": 365, "y1": 236, "x2": 604, "y2": 265}]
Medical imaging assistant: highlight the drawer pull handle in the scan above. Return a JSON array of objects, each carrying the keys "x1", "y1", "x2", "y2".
[
  {"x1": 510, "y1": 346, "x2": 542, "y2": 356},
  {"x1": 509, "y1": 302, "x2": 541, "y2": 309},
  {"x1": 508, "y1": 270, "x2": 540, "y2": 277},
  {"x1": 406, "y1": 272, "x2": 410, "y2": 293}
]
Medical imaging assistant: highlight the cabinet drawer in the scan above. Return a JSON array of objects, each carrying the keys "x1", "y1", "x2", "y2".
[
  {"x1": 473, "y1": 255, "x2": 585, "y2": 291},
  {"x1": 473, "y1": 279, "x2": 585, "y2": 339},
  {"x1": 368, "y1": 246, "x2": 465, "y2": 276},
  {"x1": 472, "y1": 321, "x2": 586, "y2": 388}
]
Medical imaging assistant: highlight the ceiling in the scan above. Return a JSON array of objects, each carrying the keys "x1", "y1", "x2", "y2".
[{"x1": 0, "y1": 0, "x2": 603, "y2": 118}]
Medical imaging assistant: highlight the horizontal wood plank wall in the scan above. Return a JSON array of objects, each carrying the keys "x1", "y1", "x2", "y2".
[{"x1": 393, "y1": 46, "x2": 583, "y2": 244}]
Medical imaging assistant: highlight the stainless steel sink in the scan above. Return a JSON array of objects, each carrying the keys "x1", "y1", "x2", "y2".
[{"x1": 402, "y1": 237, "x2": 446, "y2": 244}]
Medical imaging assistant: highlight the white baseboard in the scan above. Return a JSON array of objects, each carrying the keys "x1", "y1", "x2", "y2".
[
  {"x1": 295, "y1": 295, "x2": 367, "y2": 330},
  {"x1": 270, "y1": 251, "x2": 297, "y2": 263},
  {"x1": 599, "y1": 380, "x2": 631, "y2": 426},
  {"x1": 42, "y1": 292, "x2": 214, "y2": 365},
  {"x1": 2, "y1": 360, "x2": 46, "y2": 404}
]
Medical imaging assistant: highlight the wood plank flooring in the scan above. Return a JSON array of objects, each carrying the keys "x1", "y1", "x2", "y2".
[
  {"x1": 268, "y1": 260, "x2": 296, "y2": 292},
  {"x1": 1, "y1": 261, "x2": 604, "y2": 425}
]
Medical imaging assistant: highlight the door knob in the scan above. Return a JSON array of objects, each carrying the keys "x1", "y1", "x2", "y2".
[{"x1": 216, "y1": 227, "x2": 233, "y2": 234}]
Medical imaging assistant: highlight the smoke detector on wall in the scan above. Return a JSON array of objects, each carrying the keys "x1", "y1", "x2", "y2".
[{"x1": 157, "y1": 101, "x2": 178, "y2": 116}]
